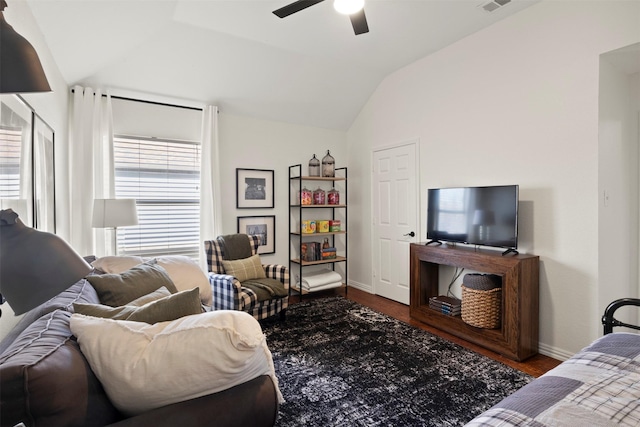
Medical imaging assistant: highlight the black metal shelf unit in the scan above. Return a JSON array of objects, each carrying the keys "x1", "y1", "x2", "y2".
[{"x1": 288, "y1": 164, "x2": 347, "y2": 298}]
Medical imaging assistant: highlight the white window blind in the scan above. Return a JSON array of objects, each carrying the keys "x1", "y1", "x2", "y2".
[
  {"x1": 113, "y1": 135, "x2": 201, "y2": 258},
  {"x1": 0, "y1": 126, "x2": 23, "y2": 198}
]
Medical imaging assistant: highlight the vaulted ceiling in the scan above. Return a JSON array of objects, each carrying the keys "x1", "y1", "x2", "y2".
[{"x1": 26, "y1": 0, "x2": 539, "y2": 130}]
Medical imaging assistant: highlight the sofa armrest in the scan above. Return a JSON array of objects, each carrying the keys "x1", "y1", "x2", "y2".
[
  {"x1": 208, "y1": 273, "x2": 244, "y2": 311},
  {"x1": 262, "y1": 264, "x2": 289, "y2": 288},
  {"x1": 106, "y1": 375, "x2": 278, "y2": 427}
]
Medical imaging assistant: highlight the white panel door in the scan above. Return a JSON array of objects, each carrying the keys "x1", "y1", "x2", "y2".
[{"x1": 372, "y1": 142, "x2": 418, "y2": 304}]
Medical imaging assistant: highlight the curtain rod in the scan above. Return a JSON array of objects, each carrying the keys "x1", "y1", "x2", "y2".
[{"x1": 70, "y1": 88, "x2": 204, "y2": 112}]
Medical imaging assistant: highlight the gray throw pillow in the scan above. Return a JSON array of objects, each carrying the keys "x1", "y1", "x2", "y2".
[
  {"x1": 87, "y1": 262, "x2": 178, "y2": 307},
  {"x1": 128, "y1": 286, "x2": 172, "y2": 306},
  {"x1": 73, "y1": 288, "x2": 202, "y2": 324}
]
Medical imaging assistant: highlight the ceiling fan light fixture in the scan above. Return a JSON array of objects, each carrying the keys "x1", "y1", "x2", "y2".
[{"x1": 333, "y1": 0, "x2": 364, "y2": 15}]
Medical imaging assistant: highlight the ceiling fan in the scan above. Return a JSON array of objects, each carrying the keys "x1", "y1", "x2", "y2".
[{"x1": 273, "y1": 0, "x2": 369, "y2": 35}]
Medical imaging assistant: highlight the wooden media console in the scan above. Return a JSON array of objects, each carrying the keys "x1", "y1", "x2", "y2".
[{"x1": 410, "y1": 243, "x2": 539, "y2": 361}]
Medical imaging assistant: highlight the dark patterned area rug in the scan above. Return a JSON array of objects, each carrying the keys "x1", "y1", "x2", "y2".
[{"x1": 261, "y1": 297, "x2": 532, "y2": 427}]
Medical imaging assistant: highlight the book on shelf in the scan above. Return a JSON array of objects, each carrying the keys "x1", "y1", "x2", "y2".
[
  {"x1": 322, "y1": 247, "x2": 336, "y2": 259},
  {"x1": 428, "y1": 295, "x2": 461, "y2": 316},
  {"x1": 301, "y1": 242, "x2": 322, "y2": 261},
  {"x1": 429, "y1": 295, "x2": 461, "y2": 308}
]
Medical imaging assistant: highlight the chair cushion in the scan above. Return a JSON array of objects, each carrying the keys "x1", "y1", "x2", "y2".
[
  {"x1": 70, "y1": 310, "x2": 283, "y2": 416},
  {"x1": 73, "y1": 288, "x2": 202, "y2": 324},
  {"x1": 87, "y1": 262, "x2": 178, "y2": 307},
  {"x1": 222, "y1": 255, "x2": 267, "y2": 282}
]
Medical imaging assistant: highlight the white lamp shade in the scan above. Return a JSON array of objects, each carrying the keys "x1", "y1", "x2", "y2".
[{"x1": 92, "y1": 199, "x2": 139, "y2": 228}]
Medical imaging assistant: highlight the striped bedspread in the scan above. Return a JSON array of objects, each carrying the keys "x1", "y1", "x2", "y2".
[{"x1": 465, "y1": 332, "x2": 640, "y2": 426}]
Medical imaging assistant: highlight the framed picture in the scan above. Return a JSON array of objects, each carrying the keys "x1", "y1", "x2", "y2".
[
  {"x1": 237, "y1": 215, "x2": 276, "y2": 255},
  {"x1": 236, "y1": 168, "x2": 274, "y2": 209}
]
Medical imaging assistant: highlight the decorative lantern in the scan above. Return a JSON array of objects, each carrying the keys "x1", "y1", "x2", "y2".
[
  {"x1": 308, "y1": 154, "x2": 320, "y2": 177},
  {"x1": 322, "y1": 150, "x2": 335, "y2": 177}
]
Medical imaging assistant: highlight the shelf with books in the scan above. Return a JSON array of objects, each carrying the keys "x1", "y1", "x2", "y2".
[
  {"x1": 289, "y1": 164, "x2": 347, "y2": 298},
  {"x1": 290, "y1": 231, "x2": 347, "y2": 236}
]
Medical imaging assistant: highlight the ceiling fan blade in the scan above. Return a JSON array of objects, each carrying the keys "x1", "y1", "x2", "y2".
[
  {"x1": 273, "y1": 0, "x2": 325, "y2": 18},
  {"x1": 350, "y1": 9, "x2": 369, "y2": 35}
]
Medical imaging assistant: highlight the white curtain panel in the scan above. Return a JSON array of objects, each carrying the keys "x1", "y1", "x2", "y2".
[
  {"x1": 69, "y1": 86, "x2": 114, "y2": 257},
  {"x1": 199, "y1": 105, "x2": 222, "y2": 270},
  {"x1": 33, "y1": 134, "x2": 54, "y2": 231}
]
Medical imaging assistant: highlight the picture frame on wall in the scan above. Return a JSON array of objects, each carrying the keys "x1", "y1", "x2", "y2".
[
  {"x1": 236, "y1": 168, "x2": 274, "y2": 209},
  {"x1": 237, "y1": 215, "x2": 276, "y2": 255}
]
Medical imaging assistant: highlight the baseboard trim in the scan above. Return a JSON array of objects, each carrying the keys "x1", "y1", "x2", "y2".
[
  {"x1": 538, "y1": 342, "x2": 573, "y2": 361},
  {"x1": 347, "y1": 280, "x2": 373, "y2": 294}
]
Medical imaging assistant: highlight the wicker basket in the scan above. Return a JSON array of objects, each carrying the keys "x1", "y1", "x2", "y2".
[
  {"x1": 461, "y1": 286, "x2": 501, "y2": 329},
  {"x1": 461, "y1": 273, "x2": 502, "y2": 329}
]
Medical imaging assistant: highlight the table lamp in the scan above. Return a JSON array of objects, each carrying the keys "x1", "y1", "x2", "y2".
[
  {"x1": 92, "y1": 198, "x2": 139, "y2": 255},
  {"x1": 0, "y1": 209, "x2": 91, "y2": 315}
]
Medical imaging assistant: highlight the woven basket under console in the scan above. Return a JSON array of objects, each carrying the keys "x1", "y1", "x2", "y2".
[{"x1": 461, "y1": 274, "x2": 502, "y2": 329}]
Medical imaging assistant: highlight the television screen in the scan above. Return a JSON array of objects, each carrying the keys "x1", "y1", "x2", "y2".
[{"x1": 427, "y1": 185, "x2": 518, "y2": 250}]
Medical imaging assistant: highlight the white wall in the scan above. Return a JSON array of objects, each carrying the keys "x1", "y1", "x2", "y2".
[
  {"x1": 218, "y1": 113, "x2": 347, "y2": 268},
  {"x1": 347, "y1": 0, "x2": 640, "y2": 359}
]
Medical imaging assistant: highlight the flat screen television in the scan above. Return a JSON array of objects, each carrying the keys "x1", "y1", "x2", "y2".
[{"x1": 426, "y1": 185, "x2": 519, "y2": 254}]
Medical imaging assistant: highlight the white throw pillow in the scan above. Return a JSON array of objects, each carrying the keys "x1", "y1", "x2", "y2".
[
  {"x1": 70, "y1": 311, "x2": 283, "y2": 416},
  {"x1": 92, "y1": 256, "x2": 144, "y2": 274},
  {"x1": 153, "y1": 256, "x2": 213, "y2": 307},
  {"x1": 92, "y1": 255, "x2": 213, "y2": 307}
]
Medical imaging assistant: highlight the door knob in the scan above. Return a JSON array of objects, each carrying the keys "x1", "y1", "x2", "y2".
[{"x1": 404, "y1": 231, "x2": 415, "y2": 237}]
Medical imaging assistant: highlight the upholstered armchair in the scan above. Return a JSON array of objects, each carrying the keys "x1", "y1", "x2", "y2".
[{"x1": 204, "y1": 234, "x2": 289, "y2": 321}]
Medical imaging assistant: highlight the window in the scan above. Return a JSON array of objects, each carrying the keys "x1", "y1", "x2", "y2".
[
  {"x1": 1, "y1": 95, "x2": 54, "y2": 230},
  {"x1": 113, "y1": 135, "x2": 201, "y2": 258},
  {"x1": 0, "y1": 126, "x2": 23, "y2": 199}
]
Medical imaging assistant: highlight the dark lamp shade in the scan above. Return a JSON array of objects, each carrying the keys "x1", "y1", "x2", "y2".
[
  {"x1": 0, "y1": 210, "x2": 91, "y2": 315},
  {"x1": 0, "y1": 10, "x2": 52, "y2": 93}
]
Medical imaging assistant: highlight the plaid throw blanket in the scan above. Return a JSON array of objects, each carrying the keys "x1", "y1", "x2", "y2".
[
  {"x1": 242, "y1": 278, "x2": 288, "y2": 302},
  {"x1": 465, "y1": 332, "x2": 640, "y2": 426}
]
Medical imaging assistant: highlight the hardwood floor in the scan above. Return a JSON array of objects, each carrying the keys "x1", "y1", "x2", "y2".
[{"x1": 288, "y1": 286, "x2": 562, "y2": 378}]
